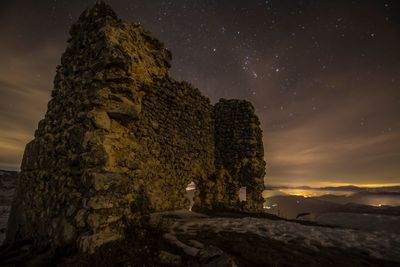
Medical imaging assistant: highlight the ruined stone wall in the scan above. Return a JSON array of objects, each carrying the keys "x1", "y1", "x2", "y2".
[
  {"x1": 192, "y1": 99, "x2": 266, "y2": 212},
  {"x1": 7, "y1": 2, "x2": 216, "y2": 253},
  {"x1": 7, "y1": 2, "x2": 173, "y2": 252},
  {"x1": 135, "y1": 79, "x2": 215, "y2": 211},
  {"x1": 213, "y1": 99, "x2": 266, "y2": 212},
  {"x1": 7, "y1": 1, "x2": 266, "y2": 254}
]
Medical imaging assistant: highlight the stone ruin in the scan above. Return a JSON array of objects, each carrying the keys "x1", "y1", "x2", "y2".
[{"x1": 6, "y1": 2, "x2": 266, "y2": 253}]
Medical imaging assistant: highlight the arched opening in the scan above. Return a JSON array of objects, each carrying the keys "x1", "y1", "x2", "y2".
[
  {"x1": 239, "y1": 186, "x2": 246, "y2": 202},
  {"x1": 185, "y1": 181, "x2": 196, "y2": 211}
]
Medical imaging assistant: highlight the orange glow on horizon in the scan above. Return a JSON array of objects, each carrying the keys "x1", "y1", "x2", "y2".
[
  {"x1": 277, "y1": 189, "x2": 352, "y2": 197},
  {"x1": 266, "y1": 181, "x2": 400, "y2": 188}
]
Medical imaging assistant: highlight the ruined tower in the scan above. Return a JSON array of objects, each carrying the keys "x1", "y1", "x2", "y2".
[{"x1": 7, "y1": 2, "x2": 266, "y2": 253}]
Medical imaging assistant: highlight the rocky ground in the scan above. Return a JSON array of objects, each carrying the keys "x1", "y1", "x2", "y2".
[
  {"x1": 3, "y1": 170, "x2": 397, "y2": 266},
  {"x1": 1, "y1": 171, "x2": 399, "y2": 266},
  {"x1": 155, "y1": 210, "x2": 400, "y2": 266},
  {"x1": 1, "y1": 209, "x2": 400, "y2": 266}
]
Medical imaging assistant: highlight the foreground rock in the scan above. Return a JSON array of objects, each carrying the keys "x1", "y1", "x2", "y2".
[
  {"x1": 1, "y1": 211, "x2": 399, "y2": 266},
  {"x1": 6, "y1": 1, "x2": 265, "y2": 254},
  {"x1": 158, "y1": 210, "x2": 400, "y2": 267}
]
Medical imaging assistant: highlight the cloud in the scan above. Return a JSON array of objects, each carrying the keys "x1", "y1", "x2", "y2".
[{"x1": 0, "y1": 42, "x2": 60, "y2": 170}]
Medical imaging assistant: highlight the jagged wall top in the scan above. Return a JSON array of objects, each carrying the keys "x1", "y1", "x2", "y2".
[{"x1": 63, "y1": 1, "x2": 171, "y2": 85}]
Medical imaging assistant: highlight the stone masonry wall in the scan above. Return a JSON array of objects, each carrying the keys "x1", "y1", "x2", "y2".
[
  {"x1": 213, "y1": 99, "x2": 266, "y2": 212},
  {"x1": 7, "y1": 2, "x2": 174, "y2": 252},
  {"x1": 6, "y1": 1, "x2": 265, "y2": 253},
  {"x1": 133, "y1": 78, "x2": 215, "y2": 211}
]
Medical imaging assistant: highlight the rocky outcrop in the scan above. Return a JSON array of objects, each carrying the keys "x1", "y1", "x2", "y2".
[{"x1": 6, "y1": 1, "x2": 265, "y2": 253}]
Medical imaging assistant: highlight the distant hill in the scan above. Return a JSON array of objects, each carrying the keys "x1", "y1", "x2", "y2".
[
  {"x1": 0, "y1": 169, "x2": 17, "y2": 243},
  {"x1": 268, "y1": 184, "x2": 400, "y2": 193},
  {"x1": 0, "y1": 170, "x2": 17, "y2": 205}
]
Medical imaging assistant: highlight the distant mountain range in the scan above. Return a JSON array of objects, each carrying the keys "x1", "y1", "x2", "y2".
[
  {"x1": 266, "y1": 184, "x2": 400, "y2": 193},
  {"x1": 0, "y1": 169, "x2": 17, "y2": 205}
]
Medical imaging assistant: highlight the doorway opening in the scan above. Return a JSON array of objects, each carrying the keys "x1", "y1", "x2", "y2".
[{"x1": 186, "y1": 181, "x2": 196, "y2": 211}]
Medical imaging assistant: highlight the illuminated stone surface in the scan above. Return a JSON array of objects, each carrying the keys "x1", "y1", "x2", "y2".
[{"x1": 6, "y1": 1, "x2": 265, "y2": 253}]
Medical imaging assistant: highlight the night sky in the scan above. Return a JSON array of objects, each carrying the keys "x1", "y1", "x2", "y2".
[{"x1": 1, "y1": 0, "x2": 399, "y2": 186}]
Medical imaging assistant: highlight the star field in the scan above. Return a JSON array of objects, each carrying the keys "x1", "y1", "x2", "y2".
[{"x1": 0, "y1": 0, "x2": 399, "y2": 186}]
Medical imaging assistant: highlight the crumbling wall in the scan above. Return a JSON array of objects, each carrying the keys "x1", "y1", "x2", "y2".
[
  {"x1": 7, "y1": 2, "x2": 173, "y2": 252},
  {"x1": 213, "y1": 99, "x2": 266, "y2": 212},
  {"x1": 133, "y1": 78, "x2": 215, "y2": 211},
  {"x1": 7, "y1": 2, "x2": 216, "y2": 253},
  {"x1": 6, "y1": 1, "x2": 265, "y2": 254},
  {"x1": 192, "y1": 99, "x2": 266, "y2": 212}
]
